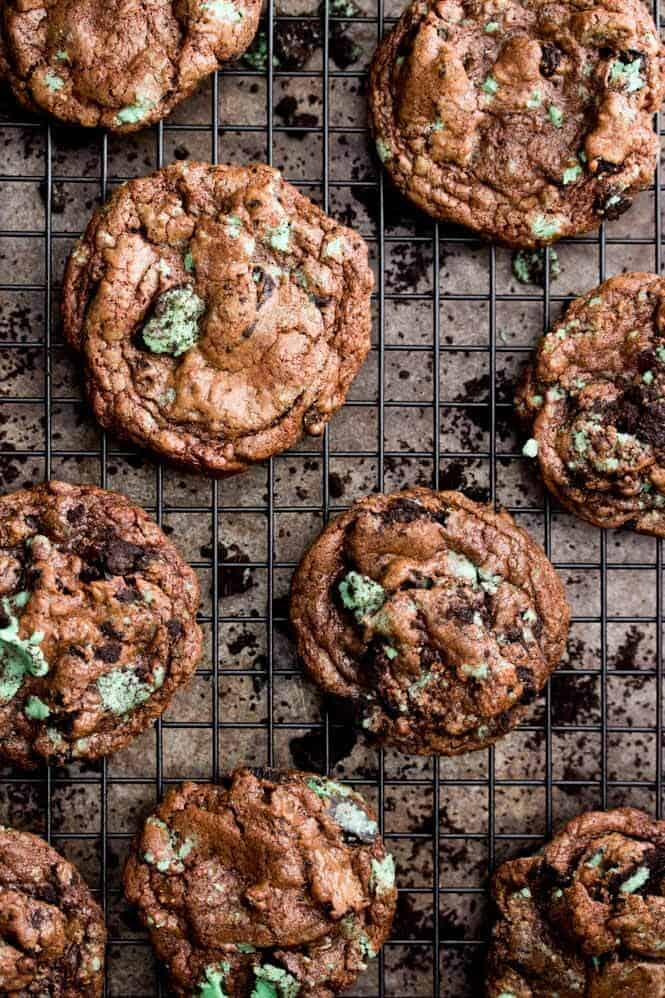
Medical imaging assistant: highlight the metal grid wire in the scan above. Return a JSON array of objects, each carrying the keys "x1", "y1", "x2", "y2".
[{"x1": 0, "y1": 0, "x2": 664, "y2": 994}]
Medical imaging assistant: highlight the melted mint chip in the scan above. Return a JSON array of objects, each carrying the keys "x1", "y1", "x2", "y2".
[
  {"x1": 251, "y1": 964, "x2": 300, "y2": 998},
  {"x1": 371, "y1": 854, "x2": 396, "y2": 896},
  {"x1": 375, "y1": 139, "x2": 392, "y2": 163},
  {"x1": 306, "y1": 776, "x2": 352, "y2": 799},
  {"x1": 144, "y1": 816, "x2": 196, "y2": 873},
  {"x1": 24, "y1": 695, "x2": 50, "y2": 720},
  {"x1": 359, "y1": 933, "x2": 377, "y2": 961},
  {"x1": 522, "y1": 438, "x2": 539, "y2": 458},
  {"x1": 323, "y1": 236, "x2": 345, "y2": 260},
  {"x1": 226, "y1": 215, "x2": 243, "y2": 238},
  {"x1": 265, "y1": 220, "x2": 291, "y2": 253},
  {"x1": 461, "y1": 662, "x2": 488, "y2": 680},
  {"x1": 620, "y1": 865, "x2": 650, "y2": 894},
  {"x1": 562, "y1": 163, "x2": 583, "y2": 185},
  {"x1": 609, "y1": 55, "x2": 644, "y2": 93},
  {"x1": 45, "y1": 71, "x2": 65, "y2": 92},
  {"x1": 236, "y1": 943, "x2": 256, "y2": 953},
  {"x1": 141, "y1": 286, "x2": 205, "y2": 356},
  {"x1": 197, "y1": 962, "x2": 231, "y2": 998},
  {"x1": 329, "y1": 799, "x2": 378, "y2": 843},
  {"x1": 547, "y1": 104, "x2": 563, "y2": 128},
  {"x1": 202, "y1": 0, "x2": 243, "y2": 21},
  {"x1": 0, "y1": 596, "x2": 48, "y2": 704},
  {"x1": 512, "y1": 247, "x2": 560, "y2": 286},
  {"x1": 338, "y1": 571, "x2": 385, "y2": 622},
  {"x1": 97, "y1": 667, "x2": 160, "y2": 716},
  {"x1": 115, "y1": 96, "x2": 156, "y2": 125},
  {"x1": 481, "y1": 75, "x2": 498, "y2": 95},
  {"x1": 531, "y1": 214, "x2": 561, "y2": 240},
  {"x1": 447, "y1": 551, "x2": 478, "y2": 585}
]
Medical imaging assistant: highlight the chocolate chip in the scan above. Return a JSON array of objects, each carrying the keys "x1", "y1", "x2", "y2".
[
  {"x1": 116, "y1": 586, "x2": 140, "y2": 603},
  {"x1": 252, "y1": 267, "x2": 276, "y2": 309},
  {"x1": 381, "y1": 498, "x2": 425, "y2": 524},
  {"x1": 167, "y1": 619, "x2": 183, "y2": 640},
  {"x1": 66, "y1": 503, "x2": 85, "y2": 524},
  {"x1": 95, "y1": 641, "x2": 121, "y2": 664},
  {"x1": 594, "y1": 190, "x2": 632, "y2": 220},
  {"x1": 539, "y1": 43, "x2": 561, "y2": 77},
  {"x1": 594, "y1": 159, "x2": 623, "y2": 176},
  {"x1": 80, "y1": 566, "x2": 103, "y2": 583},
  {"x1": 104, "y1": 539, "x2": 146, "y2": 577},
  {"x1": 516, "y1": 666, "x2": 536, "y2": 704},
  {"x1": 100, "y1": 621, "x2": 122, "y2": 640}
]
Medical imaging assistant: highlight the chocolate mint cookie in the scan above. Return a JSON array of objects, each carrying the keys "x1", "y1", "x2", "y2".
[
  {"x1": 487, "y1": 808, "x2": 665, "y2": 996},
  {"x1": 290, "y1": 488, "x2": 569, "y2": 756},
  {"x1": 369, "y1": 0, "x2": 665, "y2": 247},
  {"x1": 62, "y1": 162, "x2": 373, "y2": 476},
  {"x1": 123, "y1": 770, "x2": 396, "y2": 997},
  {"x1": 0, "y1": 480, "x2": 201, "y2": 768},
  {"x1": 0, "y1": 0, "x2": 261, "y2": 132},
  {"x1": 516, "y1": 272, "x2": 665, "y2": 535},
  {"x1": 0, "y1": 825, "x2": 106, "y2": 995}
]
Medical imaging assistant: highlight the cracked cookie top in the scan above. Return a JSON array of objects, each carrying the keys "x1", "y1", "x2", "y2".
[
  {"x1": 0, "y1": 480, "x2": 201, "y2": 768},
  {"x1": 123, "y1": 771, "x2": 396, "y2": 997},
  {"x1": 516, "y1": 272, "x2": 665, "y2": 535},
  {"x1": 0, "y1": 825, "x2": 106, "y2": 996},
  {"x1": 0, "y1": 0, "x2": 261, "y2": 132},
  {"x1": 290, "y1": 488, "x2": 569, "y2": 756},
  {"x1": 487, "y1": 808, "x2": 665, "y2": 997},
  {"x1": 369, "y1": 0, "x2": 665, "y2": 247},
  {"x1": 62, "y1": 161, "x2": 373, "y2": 477}
]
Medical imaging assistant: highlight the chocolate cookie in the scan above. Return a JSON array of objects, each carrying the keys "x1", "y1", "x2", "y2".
[
  {"x1": 123, "y1": 770, "x2": 396, "y2": 997},
  {"x1": 0, "y1": 825, "x2": 106, "y2": 995},
  {"x1": 62, "y1": 161, "x2": 373, "y2": 477},
  {"x1": 290, "y1": 488, "x2": 569, "y2": 756},
  {"x1": 486, "y1": 807, "x2": 665, "y2": 997},
  {"x1": 0, "y1": 480, "x2": 201, "y2": 768},
  {"x1": 368, "y1": 0, "x2": 665, "y2": 247},
  {"x1": 516, "y1": 272, "x2": 665, "y2": 535},
  {"x1": 0, "y1": 0, "x2": 260, "y2": 132}
]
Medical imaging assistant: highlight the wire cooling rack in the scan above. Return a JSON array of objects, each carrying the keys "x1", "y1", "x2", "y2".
[{"x1": 0, "y1": 1, "x2": 664, "y2": 995}]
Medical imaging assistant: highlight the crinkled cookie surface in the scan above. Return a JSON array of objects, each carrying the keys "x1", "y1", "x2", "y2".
[
  {"x1": 0, "y1": 0, "x2": 261, "y2": 131},
  {"x1": 123, "y1": 770, "x2": 396, "y2": 997},
  {"x1": 369, "y1": 0, "x2": 665, "y2": 246},
  {"x1": 290, "y1": 488, "x2": 569, "y2": 756},
  {"x1": 0, "y1": 480, "x2": 201, "y2": 768},
  {"x1": 63, "y1": 161, "x2": 373, "y2": 476}
]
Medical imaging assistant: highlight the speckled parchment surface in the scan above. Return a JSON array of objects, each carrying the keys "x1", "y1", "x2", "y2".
[{"x1": 0, "y1": 2, "x2": 664, "y2": 995}]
